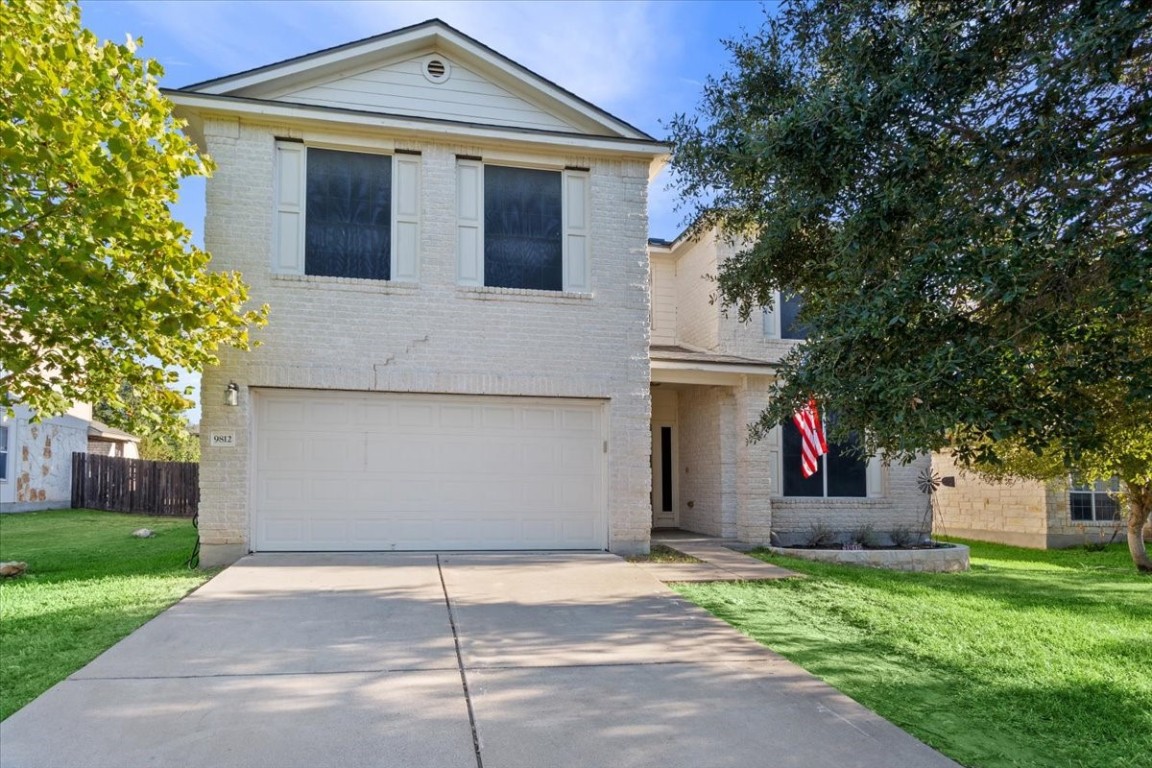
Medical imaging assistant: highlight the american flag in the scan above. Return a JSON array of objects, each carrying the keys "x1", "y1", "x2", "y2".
[{"x1": 793, "y1": 397, "x2": 828, "y2": 478}]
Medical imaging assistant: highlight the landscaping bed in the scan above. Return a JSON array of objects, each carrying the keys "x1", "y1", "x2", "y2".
[
  {"x1": 673, "y1": 539, "x2": 1152, "y2": 768},
  {"x1": 0, "y1": 509, "x2": 213, "y2": 721},
  {"x1": 768, "y1": 541, "x2": 969, "y2": 572}
]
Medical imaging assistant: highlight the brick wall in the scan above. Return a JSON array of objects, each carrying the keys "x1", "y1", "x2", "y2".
[
  {"x1": 770, "y1": 455, "x2": 931, "y2": 545},
  {"x1": 676, "y1": 385, "x2": 729, "y2": 536},
  {"x1": 672, "y1": 233, "x2": 720, "y2": 350},
  {"x1": 198, "y1": 118, "x2": 653, "y2": 564}
]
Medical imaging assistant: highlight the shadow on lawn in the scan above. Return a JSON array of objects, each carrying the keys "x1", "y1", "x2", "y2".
[{"x1": 688, "y1": 588, "x2": 1152, "y2": 768}]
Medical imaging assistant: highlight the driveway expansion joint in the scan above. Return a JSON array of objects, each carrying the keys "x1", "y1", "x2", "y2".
[{"x1": 437, "y1": 554, "x2": 485, "y2": 768}]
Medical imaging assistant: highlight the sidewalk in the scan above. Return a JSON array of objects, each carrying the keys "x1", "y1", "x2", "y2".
[{"x1": 629, "y1": 532, "x2": 800, "y2": 582}]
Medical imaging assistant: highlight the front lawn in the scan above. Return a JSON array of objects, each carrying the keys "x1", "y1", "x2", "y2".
[
  {"x1": 0, "y1": 509, "x2": 212, "y2": 721},
  {"x1": 674, "y1": 540, "x2": 1152, "y2": 768}
]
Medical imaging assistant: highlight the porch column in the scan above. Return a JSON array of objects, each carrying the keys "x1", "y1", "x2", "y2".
[{"x1": 734, "y1": 377, "x2": 774, "y2": 545}]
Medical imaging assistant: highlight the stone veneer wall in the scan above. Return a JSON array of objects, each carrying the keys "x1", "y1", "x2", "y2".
[
  {"x1": 932, "y1": 452, "x2": 1051, "y2": 548},
  {"x1": 0, "y1": 407, "x2": 89, "y2": 513}
]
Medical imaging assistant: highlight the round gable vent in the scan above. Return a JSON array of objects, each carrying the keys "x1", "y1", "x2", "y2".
[{"x1": 422, "y1": 56, "x2": 451, "y2": 83}]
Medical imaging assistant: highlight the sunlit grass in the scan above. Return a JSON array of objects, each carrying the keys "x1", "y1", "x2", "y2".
[
  {"x1": 0, "y1": 509, "x2": 213, "y2": 720},
  {"x1": 674, "y1": 540, "x2": 1151, "y2": 768}
]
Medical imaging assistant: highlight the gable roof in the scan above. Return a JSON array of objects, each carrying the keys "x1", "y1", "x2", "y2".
[{"x1": 173, "y1": 18, "x2": 656, "y2": 144}]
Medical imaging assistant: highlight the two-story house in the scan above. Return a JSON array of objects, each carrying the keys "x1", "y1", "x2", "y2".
[
  {"x1": 172, "y1": 20, "x2": 930, "y2": 567},
  {"x1": 168, "y1": 20, "x2": 666, "y2": 566},
  {"x1": 648, "y1": 230, "x2": 931, "y2": 546}
]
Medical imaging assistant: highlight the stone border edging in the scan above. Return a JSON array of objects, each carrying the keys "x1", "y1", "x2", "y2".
[{"x1": 767, "y1": 543, "x2": 970, "y2": 572}]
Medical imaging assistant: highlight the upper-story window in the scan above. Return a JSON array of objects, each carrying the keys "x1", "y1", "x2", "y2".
[
  {"x1": 1070, "y1": 477, "x2": 1121, "y2": 521},
  {"x1": 304, "y1": 148, "x2": 392, "y2": 280},
  {"x1": 274, "y1": 141, "x2": 421, "y2": 282},
  {"x1": 763, "y1": 292, "x2": 807, "y2": 339},
  {"x1": 781, "y1": 416, "x2": 869, "y2": 497},
  {"x1": 457, "y1": 159, "x2": 590, "y2": 292}
]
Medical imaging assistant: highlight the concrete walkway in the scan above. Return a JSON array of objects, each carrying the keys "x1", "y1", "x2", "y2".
[
  {"x1": 0, "y1": 553, "x2": 958, "y2": 768},
  {"x1": 633, "y1": 531, "x2": 800, "y2": 582}
]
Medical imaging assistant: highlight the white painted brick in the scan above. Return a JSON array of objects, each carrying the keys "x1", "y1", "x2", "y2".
[{"x1": 200, "y1": 122, "x2": 652, "y2": 556}]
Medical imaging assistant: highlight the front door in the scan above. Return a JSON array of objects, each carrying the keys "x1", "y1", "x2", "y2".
[{"x1": 651, "y1": 423, "x2": 677, "y2": 528}]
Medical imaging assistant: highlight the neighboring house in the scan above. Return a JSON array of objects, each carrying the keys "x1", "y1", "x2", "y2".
[
  {"x1": 87, "y1": 420, "x2": 141, "y2": 459},
  {"x1": 932, "y1": 453, "x2": 1147, "y2": 548},
  {"x1": 649, "y1": 229, "x2": 931, "y2": 546},
  {"x1": 1, "y1": 403, "x2": 92, "y2": 512},
  {"x1": 170, "y1": 20, "x2": 928, "y2": 566}
]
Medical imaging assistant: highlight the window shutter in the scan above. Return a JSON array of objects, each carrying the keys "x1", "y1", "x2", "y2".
[
  {"x1": 392, "y1": 154, "x2": 421, "y2": 282},
  {"x1": 562, "y1": 170, "x2": 590, "y2": 292},
  {"x1": 763, "y1": 294, "x2": 781, "y2": 338},
  {"x1": 867, "y1": 457, "x2": 883, "y2": 498},
  {"x1": 456, "y1": 159, "x2": 484, "y2": 286},
  {"x1": 274, "y1": 141, "x2": 305, "y2": 274}
]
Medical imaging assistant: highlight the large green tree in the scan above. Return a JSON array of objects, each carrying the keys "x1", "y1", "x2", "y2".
[
  {"x1": 669, "y1": 0, "x2": 1152, "y2": 569},
  {"x1": 0, "y1": 0, "x2": 265, "y2": 433}
]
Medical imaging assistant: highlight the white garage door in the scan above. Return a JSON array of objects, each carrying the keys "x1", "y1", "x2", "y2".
[{"x1": 253, "y1": 390, "x2": 607, "y2": 551}]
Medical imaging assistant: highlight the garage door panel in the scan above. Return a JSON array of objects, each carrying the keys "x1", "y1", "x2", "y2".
[
  {"x1": 481, "y1": 406, "x2": 517, "y2": 429},
  {"x1": 254, "y1": 391, "x2": 606, "y2": 551},
  {"x1": 396, "y1": 404, "x2": 436, "y2": 428}
]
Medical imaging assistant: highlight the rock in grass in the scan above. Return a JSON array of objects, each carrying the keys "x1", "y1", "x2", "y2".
[
  {"x1": 0, "y1": 561, "x2": 28, "y2": 578},
  {"x1": 132, "y1": 528, "x2": 155, "y2": 539}
]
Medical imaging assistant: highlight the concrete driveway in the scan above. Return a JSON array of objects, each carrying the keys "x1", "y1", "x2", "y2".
[{"x1": 0, "y1": 553, "x2": 958, "y2": 768}]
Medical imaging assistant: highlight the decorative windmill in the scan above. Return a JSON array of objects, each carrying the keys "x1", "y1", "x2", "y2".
[{"x1": 917, "y1": 467, "x2": 955, "y2": 541}]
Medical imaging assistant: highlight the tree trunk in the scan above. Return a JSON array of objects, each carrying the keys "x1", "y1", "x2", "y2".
[{"x1": 1124, "y1": 481, "x2": 1152, "y2": 573}]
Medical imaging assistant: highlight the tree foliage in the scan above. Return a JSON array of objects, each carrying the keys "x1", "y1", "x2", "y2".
[
  {"x1": 669, "y1": 0, "x2": 1152, "y2": 568},
  {"x1": 0, "y1": 0, "x2": 265, "y2": 433}
]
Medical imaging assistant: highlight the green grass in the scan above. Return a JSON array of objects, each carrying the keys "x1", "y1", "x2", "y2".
[
  {"x1": 625, "y1": 543, "x2": 704, "y2": 563},
  {"x1": 673, "y1": 540, "x2": 1152, "y2": 768},
  {"x1": 0, "y1": 509, "x2": 213, "y2": 721}
]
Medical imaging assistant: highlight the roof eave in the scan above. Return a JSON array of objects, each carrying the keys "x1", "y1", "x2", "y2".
[
  {"x1": 180, "y1": 19, "x2": 655, "y2": 144},
  {"x1": 165, "y1": 91, "x2": 671, "y2": 159}
]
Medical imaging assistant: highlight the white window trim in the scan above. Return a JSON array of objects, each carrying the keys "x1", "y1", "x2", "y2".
[
  {"x1": 455, "y1": 160, "x2": 590, "y2": 292},
  {"x1": 1069, "y1": 477, "x2": 1121, "y2": 522},
  {"x1": 274, "y1": 141, "x2": 421, "y2": 282},
  {"x1": 771, "y1": 424, "x2": 882, "y2": 499},
  {"x1": 763, "y1": 290, "x2": 806, "y2": 340}
]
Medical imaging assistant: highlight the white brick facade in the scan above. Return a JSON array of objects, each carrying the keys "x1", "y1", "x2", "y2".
[
  {"x1": 196, "y1": 116, "x2": 655, "y2": 565},
  {"x1": 650, "y1": 234, "x2": 931, "y2": 546}
]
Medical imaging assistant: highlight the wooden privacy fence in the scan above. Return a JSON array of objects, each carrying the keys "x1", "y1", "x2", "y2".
[{"x1": 71, "y1": 452, "x2": 199, "y2": 517}]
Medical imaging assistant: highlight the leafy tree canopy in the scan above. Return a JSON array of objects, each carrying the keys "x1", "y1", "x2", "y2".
[
  {"x1": 0, "y1": 0, "x2": 266, "y2": 434},
  {"x1": 669, "y1": 0, "x2": 1151, "y2": 568}
]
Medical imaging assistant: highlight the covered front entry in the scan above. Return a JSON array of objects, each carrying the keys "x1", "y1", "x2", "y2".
[
  {"x1": 252, "y1": 389, "x2": 607, "y2": 551},
  {"x1": 649, "y1": 348, "x2": 778, "y2": 545}
]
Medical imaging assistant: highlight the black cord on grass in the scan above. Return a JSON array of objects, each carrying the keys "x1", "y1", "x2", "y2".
[{"x1": 185, "y1": 512, "x2": 200, "y2": 569}]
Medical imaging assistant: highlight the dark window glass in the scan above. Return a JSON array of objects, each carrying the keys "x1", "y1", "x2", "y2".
[
  {"x1": 782, "y1": 420, "x2": 823, "y2": 496},
  {"x1": 780, "y1": 293, "x2": 808, "y2": 339},
  {"x1": 782, "y1": 419, "x2": 868, "y2": 497},
  {"x1": 0, "y1": 425, "x2": 7, "y2": 481},
  {"x1": 660, "y1": 426, "x2": 673, "y2": 512},
  {"x1": 1070, "y1": 478, "x2": 1121, "y2": 521},
  {"x1": 826, "y1": 434, "x2": 868, "y2": 497},
  {"x1": 305, "y1": 148, "x2": 391, "y2": 280},
  {"x1": 484, "y1": 166, "x2": 562, "y2": 291},
  {"x1": 1094, "y1": 494, "x2": 1121, "y2": 521},
  {"x1": 1070, "y1": 492, "x2": 1094, "y2": 521}
]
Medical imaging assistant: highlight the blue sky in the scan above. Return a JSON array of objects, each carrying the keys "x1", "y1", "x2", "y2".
[{"x1": 78, "y1": 0, "x2": 776, "y2": 417}]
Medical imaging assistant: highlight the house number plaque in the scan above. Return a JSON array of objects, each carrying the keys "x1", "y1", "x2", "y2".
[{"x1": 210, "y1": 432, "x2": 236, "y2": 447}]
